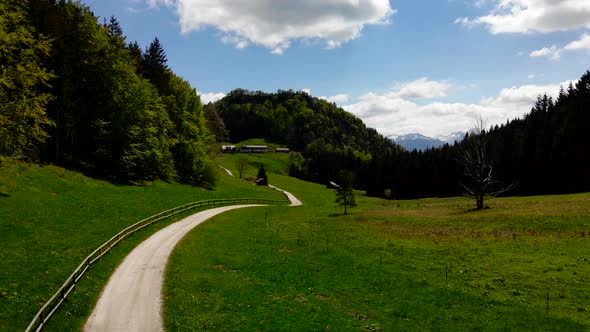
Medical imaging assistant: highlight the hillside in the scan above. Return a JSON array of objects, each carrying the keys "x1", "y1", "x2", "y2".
[
  {"x1": 210, "y1": 71, "x2": 590, "y2": 200},
  {"x1": 211, "y1": 89, "x2": 403, "y2": 184},
  {"x1": 0, "y1": 162, "x2": 284, "y2": 330}
]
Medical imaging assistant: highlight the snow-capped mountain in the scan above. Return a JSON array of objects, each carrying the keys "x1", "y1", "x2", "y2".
[
  {"x1": 390, "y1": 131, "x2": 467, "y2": 151},
  {"x1": 440, "y1": 131, "x2": 467, "y2": 145}
]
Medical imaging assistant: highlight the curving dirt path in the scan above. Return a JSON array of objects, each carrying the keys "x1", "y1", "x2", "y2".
[
  {"x1": 269, "y1": 184, "x2": 302, "y2": 206},
  {"x1": 218, "y1": 164, "x2": 302, "y2": 206},
  {"x1": 218, "y1": 165, "x2": 234, "y2": 177},
  {"x1": 84, "y1": 205, "x2": 265, "y2": 332}
]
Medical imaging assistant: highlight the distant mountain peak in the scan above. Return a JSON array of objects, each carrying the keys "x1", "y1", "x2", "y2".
[{"x1": 390, "y1": 131, "x2": 466, "y2": 151}]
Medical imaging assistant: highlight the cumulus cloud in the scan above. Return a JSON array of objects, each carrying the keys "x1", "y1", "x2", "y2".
[
  {"x1": 198, "y1": 91, "x2": 226, "y2": 104},
  {"x1": 391, "y1": 77, "x2": 452, "y2": 99},
  {"x1": 143, "y1": 0, "x2": 395, "y2": 54},
  {"x1": 529, "y1": 45, "x2": 561, "y2": 60},
  {"x1": 343, "y1": 80, "x2": 573, "y2": 138},
  {"x1": 564, "y1": 32, "x2": 590, "y2": 51},
  {"x1": 456, "y1": 0, "x2": 590, "y2": 34},
  {"x1": 529, "y1": 32, "x2": 590, "y2": 60},
  {"x1": 319, "y1": 94, "x2": 350, "y2": 104}
]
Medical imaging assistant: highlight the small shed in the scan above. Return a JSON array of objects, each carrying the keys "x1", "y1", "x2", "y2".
[{"x1": 275, "y1": 147, "x2": 290, "y2": 153}]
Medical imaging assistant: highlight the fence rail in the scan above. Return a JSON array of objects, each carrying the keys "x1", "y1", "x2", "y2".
[{"x1": 25, "y1": 197, "x2": 288, "y2": 332}]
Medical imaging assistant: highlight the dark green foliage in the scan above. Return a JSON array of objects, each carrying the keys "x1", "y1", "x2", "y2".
[
  {"x1": 143, "y1": 37, "x2": 170, "y2": 96},
  {"x1": 203, "y1": 103, "x2": 230, "y2": 142},
  {"x1": 0, "y1": 0, "x2": 54, "y2": 159},
  {"x1": 256, "y1": 165, "x2": 268, "y2": 185},
  {"x1": 216, "y1": 70, "x2": 590, "y2": 199},
  {"x1": 215, "y1": 89, "x2": 402, "y2": 185},
  {"x1": 335, "y1": 170, "x2": 356, "y2": 214},
  {"x1": 166, "y1": 74, "x2": 214, "y2": 185},
  {"x1": 17, "y1": 1, "x2": 212, "y2": 184},
  {"x1": 106, "y1": 15, "x2": 123, "y2": 38}
]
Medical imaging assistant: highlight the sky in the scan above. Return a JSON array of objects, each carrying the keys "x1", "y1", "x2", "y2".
[{"x1": 84, "y1": 0, "x2": 590, "y2": 139}]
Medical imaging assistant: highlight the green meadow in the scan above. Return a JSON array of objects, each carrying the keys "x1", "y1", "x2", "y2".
[
  {"x1": 2, "y1": 143, "x2": 589, "y2": 331},
  {"x1": 164, "y1": 152, "x2": 590, "y2": 330},
  {"x1": 0, "y1": 161, "x2": 284, "y2": 331}
]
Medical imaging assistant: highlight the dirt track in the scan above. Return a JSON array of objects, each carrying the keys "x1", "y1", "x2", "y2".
[{"x1": 84, "y1": 205, "x2": 264, "y2": 332}]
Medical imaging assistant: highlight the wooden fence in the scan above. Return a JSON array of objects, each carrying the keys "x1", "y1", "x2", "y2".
[{"x1": 25, "y1": 197, "x2": 288, "y2": 332}]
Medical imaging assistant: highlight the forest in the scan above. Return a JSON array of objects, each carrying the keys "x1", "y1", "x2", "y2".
[
  {"x1": 2, "y1": 0, "x2": 589, "y2": 199},
  {"x1": 1, "y1": 0, "x2": 214, "y2": 185},
  {"x1": 210, "y1": 73, "x2": 590, "y2": 199}
]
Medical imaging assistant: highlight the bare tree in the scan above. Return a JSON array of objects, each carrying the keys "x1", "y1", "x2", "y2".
[{"x1": 459, "y1": 118, "x2": 515, "y2": 210}]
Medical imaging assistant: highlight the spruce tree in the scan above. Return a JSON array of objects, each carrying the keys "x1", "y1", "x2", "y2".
[{"x1": 335, "y1": 170, "x2": 356, "y2": 214}]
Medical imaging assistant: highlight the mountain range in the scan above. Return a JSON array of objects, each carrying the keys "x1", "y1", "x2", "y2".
[{"x1": 390, "y1": 132, "x2": 466, "y2": 151}]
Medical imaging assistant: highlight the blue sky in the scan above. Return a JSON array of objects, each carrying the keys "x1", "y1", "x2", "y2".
[{"x1": 84, "y1": 0, "x2": 590, "y2": 138}]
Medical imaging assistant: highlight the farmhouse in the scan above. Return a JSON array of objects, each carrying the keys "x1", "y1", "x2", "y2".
[
  {"x1": 239, "y1": 145, "x2": 268, "y2": 153},
  {"x1": 221, "y1": 145, "x2": 236, "y2": 153}
]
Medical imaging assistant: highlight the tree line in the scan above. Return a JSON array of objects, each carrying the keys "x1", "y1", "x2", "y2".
[
  {"x1": 1, "y1": 0, "x2": 214, "y2": 185},
  {"x1": 211, "y1": 71, "x2": 590, "y2": 199}
]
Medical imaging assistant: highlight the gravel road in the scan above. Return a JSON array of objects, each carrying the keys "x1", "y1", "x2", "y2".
[{"x1": 84, "y1": 205, "x2": 264, "y2": 332}]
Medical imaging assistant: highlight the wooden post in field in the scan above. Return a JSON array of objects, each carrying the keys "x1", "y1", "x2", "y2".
[{"x1": 546, "y1": 289, "x2": 549, "y2": 314}]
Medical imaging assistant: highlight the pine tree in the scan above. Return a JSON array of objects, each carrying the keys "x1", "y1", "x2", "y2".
[
  {"x1": 335, "y1": 170, "x2": 356, "y2": 214},
  {"x1": 256, "y1": 165, "x2": 268, "y2": 186},
  {"x1": 143, "y1": 37, "x2": 170, "y2": 95}
]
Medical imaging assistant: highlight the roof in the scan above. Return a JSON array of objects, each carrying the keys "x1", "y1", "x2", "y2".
[{"x1": 242, "y1": 145, "x2": 268, "y2": 149}]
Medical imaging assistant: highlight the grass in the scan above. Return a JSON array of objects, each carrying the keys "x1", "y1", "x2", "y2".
[
  {"x1": 0, "y1": 161, "x2": 285, "y2": 331},
  {"x1": 219, "y1": 138, "x2": 293, "y2": 175},
  {"x1": 165, "y1": 164, "x2": 590, "y2": 330}
]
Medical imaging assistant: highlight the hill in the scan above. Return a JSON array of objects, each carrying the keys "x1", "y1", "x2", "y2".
[
  {"x1": 0, "y1": 162, "x2": 284, "y2": 330},
  {"x1": 211, "y1": 89, "x2": 403, "y2": 184},
  {"x1": 210, "y1": 71, "x2": 590, "y2": 200}
]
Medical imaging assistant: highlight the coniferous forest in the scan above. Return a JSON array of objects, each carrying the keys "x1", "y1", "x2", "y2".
[
  {"x1": 1, "y1": 0, "x2": 213, "y2": 185},
  {"x1": 210, "y1": 73, "x2": 590, "y2": 199},
  {"x1": 2, "y1": 0, "x2": 590, "y2": 199}
]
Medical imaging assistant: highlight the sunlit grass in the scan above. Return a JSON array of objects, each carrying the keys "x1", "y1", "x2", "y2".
[
  {"x1": 0, "y1": 162, "x2": 284, "y2": 331},
  {"x1": 165, "y1": 165, "x2": 590, "y2": 330}
]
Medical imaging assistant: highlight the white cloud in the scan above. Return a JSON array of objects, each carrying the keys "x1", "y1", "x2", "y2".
[
  {"x1": 529, "y1": 32, "x2": 590, "y2": 61},
  {"x1": 318, "y1": 94, "x2": 350, "y2": 104},
  {"x1": 198, "y1": 91, "x2": 225, "y2": 104},
  {"x1": 143, "y1": 0, "x2": 395, "y2": 54},
  {"x1": 564, "y1": 32, "x2": 590, "y2": 51},
  {"x1": 343, "y1": 80, "x2": 573, "y2": 138},
  {"x1": 456, "y1": 0, "x2": 590, "y2": 34},
  {"x1": 301, "y1": 88, "x2": 312, "y2": 95},
  {"x1": 391, "y1": 77, "x2": 452, "y2": 99},
  {"x1": 529, "y1": 45, "x2": 561, "y2": 60},
  {"x1": 528, "y1": 74, "x2": 535, "y2": 79}
]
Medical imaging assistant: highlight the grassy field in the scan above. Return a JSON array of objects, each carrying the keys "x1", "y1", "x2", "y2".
[
  {"x1": 165, "y1": 161, "x2": 590, "y2": 330},
  {"x1": 0, "y1": 162, "x2": 285, "y2": 331},
  {"x1": 218, "y1": 138, "x2": 293, "y2": 176}
]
